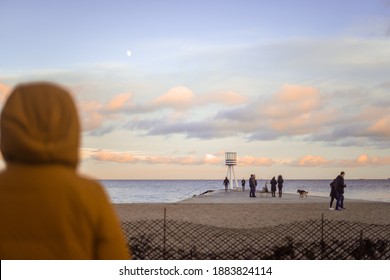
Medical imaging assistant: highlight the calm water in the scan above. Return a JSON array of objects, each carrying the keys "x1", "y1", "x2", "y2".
[{"x1": 100, "y1": 179, "x2": 390, "y2": 203}]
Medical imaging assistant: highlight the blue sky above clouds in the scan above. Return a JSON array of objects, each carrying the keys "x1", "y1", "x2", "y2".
[{"x1": 1, "y1": 0, "x2": 390, "y2": 179}]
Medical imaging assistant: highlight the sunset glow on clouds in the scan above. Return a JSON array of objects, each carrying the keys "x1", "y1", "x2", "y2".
[
  {"x1": 1, "y1": 0, "x2": 390, "y2": 179},
  {"x1": 81, "y1": 149, "x2": 390, "y2": 170},
  {"x1": 152, "y1": 87, "x2": 194, "y2": 111},
  {"x1": 89, "y1": 150, "x2": 225, "y2": 166}
]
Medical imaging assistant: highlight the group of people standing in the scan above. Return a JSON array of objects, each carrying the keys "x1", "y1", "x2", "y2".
[
  {"x1": 237, "y1": 174, "x2": 284, "y2": 198},
  {"x1": 270, "y1": 175, "x2": 284, "y2": 197}
]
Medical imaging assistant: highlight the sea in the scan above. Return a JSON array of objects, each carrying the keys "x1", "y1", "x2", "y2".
[{"x1": 100, "y1": 179, "x2": 390, "y2": 204}]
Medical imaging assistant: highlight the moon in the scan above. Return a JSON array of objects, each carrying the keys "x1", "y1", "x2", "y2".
[{"x1": 126, "y1": 50, "x2": 132, "y2": 57}]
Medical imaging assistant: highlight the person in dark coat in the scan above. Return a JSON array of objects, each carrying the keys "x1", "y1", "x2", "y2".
[
  {"x1": 329, "y1": 179, "x2": 337, "y2": 210},
  {"x1": 241, "y1": 178, "x2": 246, "y2": 191},
  {"x1": 270, "y1": 176, "x2": 277, "y2": 197},
  {"x1": 277, "y1": 175, "x2": 284, "y2": 197},
  {"x1": 249, "y1": 174, "x2": 257, "y2": 197},
  {"x1": 334, "y1": 171, "x2": 346, "y2": 210},
  {"x1": 223, "y1": 177, "x2": 229, "y2": 192}
]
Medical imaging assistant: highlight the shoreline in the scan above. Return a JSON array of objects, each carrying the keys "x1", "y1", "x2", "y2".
[{"x1": 101, "y1": 179, "x2": 390, "y2": 204}]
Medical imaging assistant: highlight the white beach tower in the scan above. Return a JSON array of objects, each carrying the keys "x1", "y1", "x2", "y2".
[{"x1": 225, "y1": 152, "x2": 239, "y2": 190}]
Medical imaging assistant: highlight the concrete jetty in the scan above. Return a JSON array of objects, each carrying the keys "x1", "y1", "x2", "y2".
[{"x1": 178, "y1": 189, "x2": 370, "y2": 204}]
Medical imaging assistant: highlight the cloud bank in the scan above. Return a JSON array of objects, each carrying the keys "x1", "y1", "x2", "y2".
[
  {"x1": 81, "y1": 83, "x2": 388, "y2": 149},
  {"x1": 2, "y1": 79, "x2": 389, "y2": 149},
  {"x1": 82, "y1": 149, "x2": 390, "y2": 169}
]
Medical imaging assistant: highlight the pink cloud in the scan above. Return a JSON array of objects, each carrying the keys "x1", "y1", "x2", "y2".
[
  {"x1": 143, "y1": 155, "x2": 200, "y2": 165},
  {"x1": 151, "y1": 87, "x2": 247, "y2": 112},
  {"x1": 142, "y1": 156, "x2": 173, "y2": 164},
  {"x1": 290, "y1": 154, "x2": 390, "y2": 168},
  {"x1": 263, "y1": 85, "x2": 327, "y2": 134},
  {"x1": 88, "y1": 150, "x2": 224, "y2": 166},
  {"x1": 78, "y1": 101, "x2": 104, "y2": 131},
  {"x1": 152, "y1": 86, "x2": 194, "y2": 110},
  {"x1": 294, "y1": 155, "x2": 329, "y2": 167},
  {"x1": 91, "y1": 150, "x2": 137, "y2": 163},
  {"x1": 203, "y1": 154, "x2": 224, "y2": 165},
  {"x1": 73, "y1": 83, "x2": 387, "y2": 146},
  {"x1": 106, "y1": 93, "x2": 133, "y2": 111},
  {"x1": 368, "y1": 116, "x2": 390, "y2": 137},
  {"x1": 85, "y1": 149, "x2": 390, "y2": 171},
  {"x1": 267, "y1": 85, "x2": 321, "y2": 117},
  {"x1": 338, "y1": 154, "x2": 390, "y2": 167},
  {"x1": 357, "y1": 154, "x2": 370, "y2": 164},
  {"x1": 238, "y1": 156, "x2": 275, "y2": 166},
  {"x1": 277, "y1": 85, "x2": 319, "y2": 103},
  {"x1": 77, "y1": 92, "x2": 134, "y2": 132},
  {"x1": 88, "y1": 150, "x2": 274, "y2": 166}
]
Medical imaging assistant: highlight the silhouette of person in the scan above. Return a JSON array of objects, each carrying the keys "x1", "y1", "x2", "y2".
[
  {"x1": 270, "y1": 176, "x2": 277, "y2": 197},
  {"x1": 277, "y1": 175, "x2": 284, "y2": 197},
  {"x1": 249, "y1": 174, "x2": 257, "y2": 197},
  {"x1": 329, "y1": 179, "x2": 337, "y2": 210},
  {"x1": 334, "y1": 171, "x2": 346, "y2": 211},
  {"x1": 241, "y1": 178, "x2": 246, "y2": 191},
  {"x1": 223, "y1": 177, "x2": 229, "y2": 192},
  {"x1": 0, "y1": 82, "x2": 130, "y2": 259}
]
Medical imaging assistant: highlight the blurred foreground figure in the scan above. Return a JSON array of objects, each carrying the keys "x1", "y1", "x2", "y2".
[{"x1": 0, "y1": 82, "x2": 130, "y2": 259}]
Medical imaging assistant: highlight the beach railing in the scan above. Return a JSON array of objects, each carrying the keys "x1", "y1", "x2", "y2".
[{"x1": 179, "y1": 182, "x2": 219, "y2": 200}]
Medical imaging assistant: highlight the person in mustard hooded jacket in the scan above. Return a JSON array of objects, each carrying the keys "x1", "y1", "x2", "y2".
[{"x1": 0, "y1": 82, "x2": 130, "y2": 259}]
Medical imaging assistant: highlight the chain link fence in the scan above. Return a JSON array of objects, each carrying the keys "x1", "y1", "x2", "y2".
[{"x1": 121, "y1": 212, "x2": 390, "y2": 260}]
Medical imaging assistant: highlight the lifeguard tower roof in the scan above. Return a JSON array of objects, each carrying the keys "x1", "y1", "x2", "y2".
[{"x1": 225, "y1": 152, "x2": 237, "y2": 166}]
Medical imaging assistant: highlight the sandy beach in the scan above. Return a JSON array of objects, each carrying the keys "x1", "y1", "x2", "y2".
[
  {"x1": 114, "y1": 190, "x2": 390, "y2": 259},
  {"x1": 114, "y1": 190, "x2": 390, "y2": 228}
]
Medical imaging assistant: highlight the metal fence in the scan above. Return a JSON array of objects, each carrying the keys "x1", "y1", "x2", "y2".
[{"x1": 121, "y1": 212, "x2": 390, "y2": 260}]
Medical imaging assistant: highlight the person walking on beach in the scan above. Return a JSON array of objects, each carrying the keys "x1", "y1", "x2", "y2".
[
  {"x1": 334, "y1": 171, "x2": 346, "y2": 211},
  {"x1": 329, "y1": 179, "x2": 337, "y2": 210},
  {"x1": 249, "y1": 174, "x2": 257, "y2": 197},
  {"x1": 270, "y1": 176, "x2": 277, "y2": 197},
  {"x1": 241, "y1": 178, "x2": 246, "y2": 191},
  {"x1": 0, "y1": 82, "x2": 130, "y2": 260},
  {"x1": 223, "y1": 177, "x2": 230, "y2": 192},
  {"x1": 277, "y1": 175, "x2": 284, "y2": 197}
]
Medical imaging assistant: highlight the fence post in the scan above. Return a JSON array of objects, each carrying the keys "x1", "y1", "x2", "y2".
[
  {"x1": 359, "y1": 229, "x2": 364, "y2": 259},
  {"x1": 163, "y1": 208, "x2": 167, "y2": 260},
  {"x1": 321, "y1": 213, "x2": 324, "y2": 242},
  {"x1": 321, "y1": 213, "x2": 324, "y2": 259}
]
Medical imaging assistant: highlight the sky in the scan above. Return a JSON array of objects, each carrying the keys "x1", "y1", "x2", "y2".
[{"x1": 1, "y1": 0, "x2": 390, "y2": 179}]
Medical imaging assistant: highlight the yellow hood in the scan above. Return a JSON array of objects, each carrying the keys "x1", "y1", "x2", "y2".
[{"x1": 1, "y1": 82, "x2": 80, "y2": 168}]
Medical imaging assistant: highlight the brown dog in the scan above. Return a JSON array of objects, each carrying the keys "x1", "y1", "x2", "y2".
[{"x1": 297, "y1": 189, "x2": 308, "y2": 198}]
